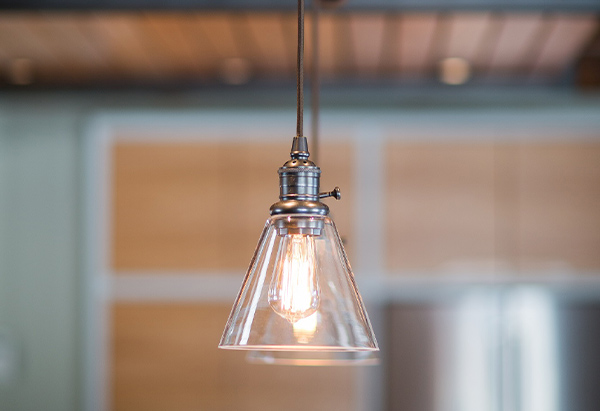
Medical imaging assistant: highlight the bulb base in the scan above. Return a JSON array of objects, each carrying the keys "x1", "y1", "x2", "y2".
[{"x1": 274, "y1": 215, "x2": 324, "y2": 236}]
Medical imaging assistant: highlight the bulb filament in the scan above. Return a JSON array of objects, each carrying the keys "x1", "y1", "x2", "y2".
[{"x1": 268, "y1": 234, "x2": 320, "y2": 324}]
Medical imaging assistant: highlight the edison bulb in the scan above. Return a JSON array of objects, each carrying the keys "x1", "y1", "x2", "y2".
[{"x1": 268, "y1": 234, "x2": 320, "y2": 323}]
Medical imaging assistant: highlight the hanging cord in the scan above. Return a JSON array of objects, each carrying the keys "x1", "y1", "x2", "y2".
[
  {"x1": 310, "y1": 0, "x2": 320, "y2": 164},
  {"x1": 296, "y1": 0, "x2": 305, "y2": 137}
]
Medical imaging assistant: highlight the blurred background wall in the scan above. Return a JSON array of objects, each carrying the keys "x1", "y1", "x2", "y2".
[
  {"x1": 0, "y1": 2, "x2": 599, "y2": 411},
  {"x1": 0, "y1": 101, "x2": 81, "y2": 411}
]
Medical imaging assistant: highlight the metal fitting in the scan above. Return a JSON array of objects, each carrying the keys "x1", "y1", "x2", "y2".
[{"x1": 270, "y1": 136, "x2": 341, "y2": 219}]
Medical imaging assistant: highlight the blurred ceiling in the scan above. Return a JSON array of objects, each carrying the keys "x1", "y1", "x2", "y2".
[
  {"x1": 3, "y1": 0, "x2": 600, "y2": 12},
  {"x1": 0, "y1": 11, "x2": 597, "y2": 88}
]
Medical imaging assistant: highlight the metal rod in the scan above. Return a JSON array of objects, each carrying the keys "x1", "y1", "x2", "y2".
[
  {"x1": 311, "y1": 0, "x2": 320, "y2": 164},
  {"x1": 296, "y1": 0, "x2": 305, "y2": 138}
]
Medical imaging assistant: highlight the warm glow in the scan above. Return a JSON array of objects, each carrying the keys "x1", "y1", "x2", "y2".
[
  {"x1": 268, "y1": 234, "x2": 320, "y2": 323},
  {"x1": 293, "y1": 312, "x2": 318, "y2": 343}
]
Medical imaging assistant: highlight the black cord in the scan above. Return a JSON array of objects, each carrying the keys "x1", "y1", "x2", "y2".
[
  {"x1": 296, "y1": 0, "x2": 304, "y2": 138},
  {"x1": 311, "y1": 0, "x2": 320, "y2": 164}
]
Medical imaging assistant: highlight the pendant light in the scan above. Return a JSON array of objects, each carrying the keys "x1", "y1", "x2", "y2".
[
  {"x1": 218, "y1": 0, "x2": 378, "y2": 352},
  {"x1": 242, "y1": 2, "x2": 378, "y2": 366}
]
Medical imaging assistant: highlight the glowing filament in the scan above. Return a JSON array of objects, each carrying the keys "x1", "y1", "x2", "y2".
[{"x1": 268, "y1": 234, "x2": 320, "y2": 323}]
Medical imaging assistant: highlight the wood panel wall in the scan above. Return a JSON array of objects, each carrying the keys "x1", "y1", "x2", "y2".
[
  {"x1": 385, "y1": 143, "x2": 496, "y2": 271},
  {"x1": 385, "y1": 142, "x2": 600, "y2": 272},
  {"x1": 517, "y1": 143, "x2": 600, "y2": 270},
  {"x1": 111, "y1": 304, "x2": 357, "y2": 411},
  {"x1": 112, "y1": 141, "x2": 354, "y2": 271}
]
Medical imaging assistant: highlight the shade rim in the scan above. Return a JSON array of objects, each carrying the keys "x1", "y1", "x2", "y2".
[{"x1": 218, "y1": 344, "x2": 379, "y2": 352}]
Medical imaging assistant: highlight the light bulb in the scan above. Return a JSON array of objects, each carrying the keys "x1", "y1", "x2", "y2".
[{"x1": 268, "y1": 234, "x2": 320, "y2": 323}]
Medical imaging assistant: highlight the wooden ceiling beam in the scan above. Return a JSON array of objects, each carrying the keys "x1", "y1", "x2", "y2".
[
  {"x1": 1, "y1": 0, "x2": 600, "y2": 12},
  {"x1": 576, "y1": 17, "x2": 600, "y2": 89}
]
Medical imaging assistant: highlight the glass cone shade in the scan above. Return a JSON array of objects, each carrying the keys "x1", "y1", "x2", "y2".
[
  {"x1": 219, "y1": 214, "x2": 378, "y2": 351},
  {"x1": 246, "y1": 350, "x2": 379, "y2": 366}
]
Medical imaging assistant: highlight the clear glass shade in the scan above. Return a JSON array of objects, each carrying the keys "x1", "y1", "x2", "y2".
[
  {"x1": 219, "y1": 214, "x2": 378, "y2": 352},
  {"x1": 245, "y1": 350, "x2": 379, "y2": 366}
]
